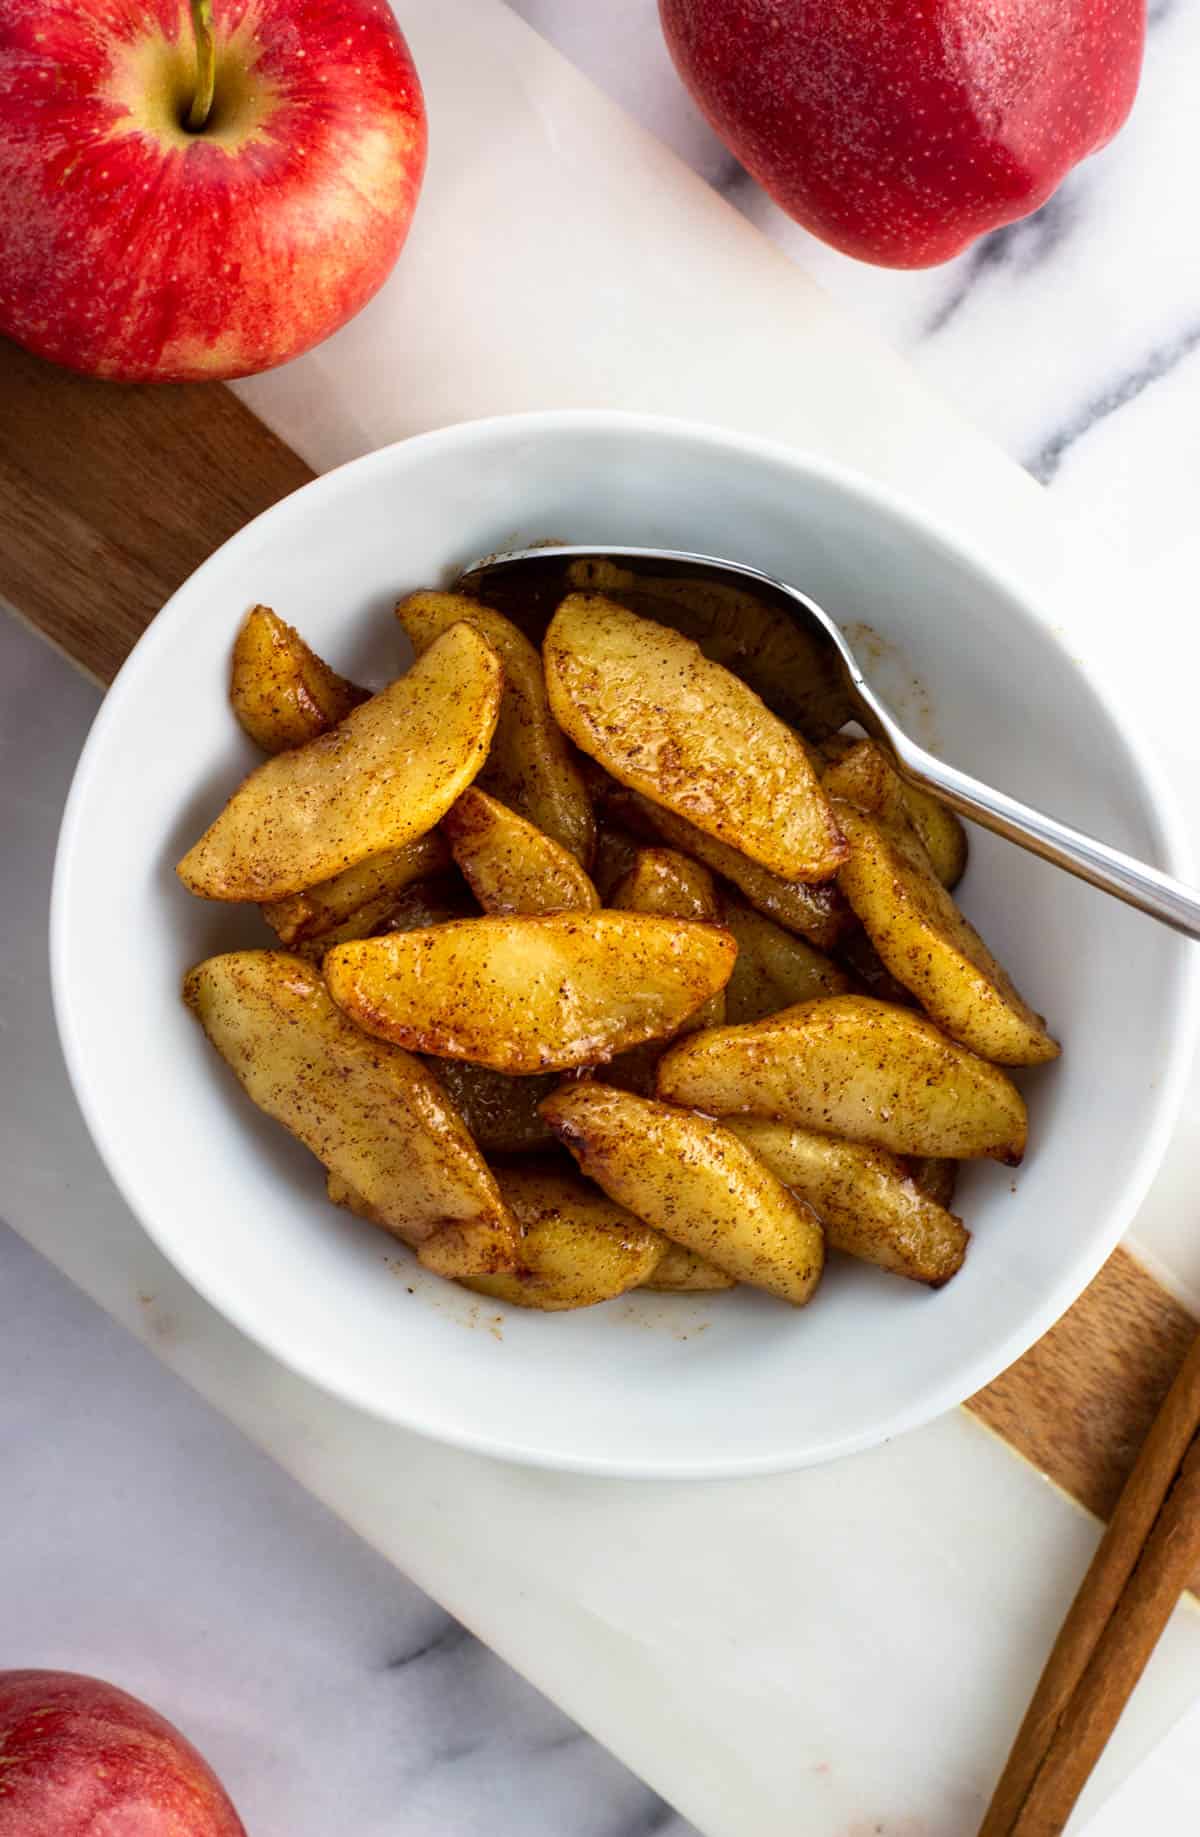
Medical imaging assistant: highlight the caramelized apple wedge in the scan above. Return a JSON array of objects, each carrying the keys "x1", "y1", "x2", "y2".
[
  {"x1": 397, "y1": 589, "x2": 594, "y2": 865},
  {"x1": 642, "y1": 1243, "x2": 738, "y2": 1293},
  {"x1": 822, "y1": 735, "x2": 968, "y2": 889},
  {"x1": 609, "y1": 846, "x2": 721, "y2": 922},
  {"x1": 657, "y1": 994, "x2": 1027, "y2": 1163},
  {"x1": 541, "y1": 1082, "x2": 824, "y2": 1306},
  {"x1": 727, "y1": 1118, "x2": 968, "y2": 1286},
  {"x1": 262, "y1": 833, "x2": 451, "y2": 948},
  {"x1": 230, "y1": 605, "x2": 366, "y2": 753},
  {"x1": 722, "y1": 899, "x2": 852, "y2": 1024},
  {"x1": 179, "y1": 623, "x2": 502, "y2": 902},
  {"x1": 324, "y1": 913, "x2": 737, "y2": 1075},
  {"x1": 601, "y1": 785, "x2": 848, "y2": 951},
  {"x1": 461, "y1": 1165, "x2": 666, "y2": 1310},
  {"x1": 442, "y1": 787, "x2": 598, "y2": 915},
  {"x1": 833, "y1": 802, "x2": 1059, "y2": 1066},
  {"x1": 184, "y1": 951, "x2": 518, "y2": 1277},
  {"x1": 543, "y1": 594, "x2": 845, "y2": 882}
]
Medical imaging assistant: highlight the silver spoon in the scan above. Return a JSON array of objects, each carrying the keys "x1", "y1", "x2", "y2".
[{"x1": 457, "y1": 543, "x2": 1200, "y2": 940}]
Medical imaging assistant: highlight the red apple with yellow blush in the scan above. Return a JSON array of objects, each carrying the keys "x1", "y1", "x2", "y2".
[
  {"x1": 0, "y1": 1670, "x2": 246, "y2": 1836},
  {"x1": 0, "y1": 0, "x2": 426, "y2": 380},
  {"x1": 660, "y1": 0, "x2": 1145, "y2": 268}
]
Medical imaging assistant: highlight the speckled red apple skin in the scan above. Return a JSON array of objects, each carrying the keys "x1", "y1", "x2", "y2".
[
  {"x1": 0, "y1": 1670, "x2": 246, "y2": 1836},
  {"x1": 0, "y1": 0, "x2": 426, "y2": 380},
  {"x1": 659, "y1": 0, "x2": 1145, "y2": 267}
]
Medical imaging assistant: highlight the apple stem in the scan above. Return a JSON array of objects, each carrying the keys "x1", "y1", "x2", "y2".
[{"x1": 186, "y1": 0, "x2": 216, "y2": 132}]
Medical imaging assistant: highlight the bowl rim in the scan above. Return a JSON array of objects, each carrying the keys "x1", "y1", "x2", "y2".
[{"x1": 49, "y1": 407, "x2": 1200, "y2": 1478}]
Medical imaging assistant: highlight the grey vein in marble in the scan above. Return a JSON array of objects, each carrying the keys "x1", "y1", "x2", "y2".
[
  {"x1": 0, "y1": 1217, "x2": 697, "y2": 1837},
  {"x1": 384, "y1": 1618, "x2": 474, "y2": 1669},
  {"x1": 623, "y1": 1800, "x2": 684, "y2": 1836},
  {"x1": 923, "y1": 186, "x2": 1082, "y2": 339},
  {"x1": 1029, "y1": 320, "x2": 1200, "y2": 482}
]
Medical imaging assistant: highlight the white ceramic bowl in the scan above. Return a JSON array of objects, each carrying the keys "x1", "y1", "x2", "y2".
[{"x1": 52, "y1": 412, "x2": 1196, "y2": 1477}]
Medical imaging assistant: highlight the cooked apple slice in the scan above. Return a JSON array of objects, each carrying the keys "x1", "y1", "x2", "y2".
[
  {"x1": 430, "y1": 1060, "x2": 558, "y2": 1155},
  {"x1": 230, "y1": 605, "x2": 366, "y2": 753},
  {"x1": 184, "y1": 951, "x2": 518, "y2": 1277},
  {"x1": 178, "y1": 622, "x2": 502, "y2": 902},
  {"x1": 601, "y1": 786, "x2": 848, "y2": 950},
  {"x1": 442, "y1": 787, "x2": 599, "y2": 915},
  {"x1": 590, "y1": 824, "x2": 644, "y2": 902},
  {"x1": 657, "y1": 994, "x2": 1027, "y2": 1163},
  {"x1": 543, "y1": 594, "x2": 846, "y2": 882},
  {"x1": 822, "y1": 735, "x2": 967, "y2": 888},
  {"x1": 642, "y1": 1243, "x2": 738, "y2": 1293},
  {"x1": 727, "y1": 1119, "x2": 968, "y2": 1286},
  {"x1": 909, "y1": 1157, "x2": 959, "y2": 1209},
  {"x1": 324, "y1": 913, "x2": 737, "y2": 1074},
  {"x1": 384, "y1": 875, "x2": 478, "y2": 933},
  {"x1": 288, "y1": 872, "x2": 474, "y2": 961},
  {"x1": 262, "y1": 833, "x2": 451, "y2": 947},
  {"x1": 722, "y1": 899, "x2": 852, "y2": 1023},
  {"x1": 460, "y1": 1165, "x2": 666, "y2": 1310},
  {"x1": 541, "y1": 1082, "x2": 824, "y2": 1306},
  {"x1": 397, "y1": 590, "x2": 594, "y2": 865},
  {"x1": 833, "y1": 802, "x2": 1059, "y2": 1066},
  {"x1": 600, "y1": 847, "x2": 728, "y2": 1094},
  {"x1": 610, "y1": 846, "x2": 720, "y2": 921},
  {"x1": 557, "y1": 557, "x2": 854, "y2": 738}
]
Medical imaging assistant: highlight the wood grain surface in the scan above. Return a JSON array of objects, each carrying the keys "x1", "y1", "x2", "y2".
[
  {"x1": 0, "y1": 342, "x2": 313, "y2": 683},
  {"x1": 969, "y1": 1247, "x2": 1196, "y2": 1522},
  {"x1": 3, "y1": 337, "x2": 1195, "y2": 1536}
]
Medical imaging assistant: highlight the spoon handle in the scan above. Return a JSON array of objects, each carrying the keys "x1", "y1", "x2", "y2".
[{"x1": 894, "y1": 742, "x2": 1200, "y2": 941}]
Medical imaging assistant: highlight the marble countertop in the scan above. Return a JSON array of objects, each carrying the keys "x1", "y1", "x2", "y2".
[{"x1": 4, "y1": 2, "x2": 1200, "y2": 1833}]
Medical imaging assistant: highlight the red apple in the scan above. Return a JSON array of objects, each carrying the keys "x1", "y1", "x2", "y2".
[
  {"x1": 659, "y1": 0, "x2": 1145, "y2": 268},
  {"x1": 0, "y1": 1671, "x2": 246, "y2": 1836},
  {"x1": 0, "y1": 0, "x2": 426, "y2": 380}
]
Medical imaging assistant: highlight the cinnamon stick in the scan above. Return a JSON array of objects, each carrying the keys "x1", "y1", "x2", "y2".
[
  {"x1": 979, "y1": 1329, "x2": 1200, "y2": 1837},
  {"x1": 1010, "y1": 1434, "x2": 1200, "y2": 1833}
]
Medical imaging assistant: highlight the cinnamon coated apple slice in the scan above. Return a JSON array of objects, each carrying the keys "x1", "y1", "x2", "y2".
[
  {"x1": 184, "y1": 951, "x2": 519, "y2": 1278},
  {"x1": 323, "y1": 912, "x2": 737, "y2": 1075},
  {"x1": 657, "y1": 994, "x2": 1027, "y2": 1164},
  {"x1": 726, "y1": 1118, "x2": 968, "y2": 1287},
  {"x1": 178, "y1": 623, "x2": 502, "y2": 902},
  {"x1": 230, "y1": 606, "x2": 367, "y2": 754},
  {"x1": 541, "y1": 1082, "x2": 824, "y2": 1306},
  {"x1": 543, "y1": 594, "x2": 846, "y2": 883},
  {"x1": 261, "y1": 833, "x2": 451, "y2": 947},
  {"x1": 831, "y1": 802, "x2": 1060, "y2": 1067},
  {"x1": 397, "y1": 590, "x2": 595, "y2": 865},
  {"x1": 442, "y1": 787, "x2": 598, "y2": 916},
  {"x1": 460, "y1": 1165, "x2": 666, "y2": 1311}
]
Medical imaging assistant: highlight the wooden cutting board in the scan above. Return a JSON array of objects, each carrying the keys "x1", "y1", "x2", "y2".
[{"x1": 4, "y1": 336, "x2": 1193, "y2": 1532}]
